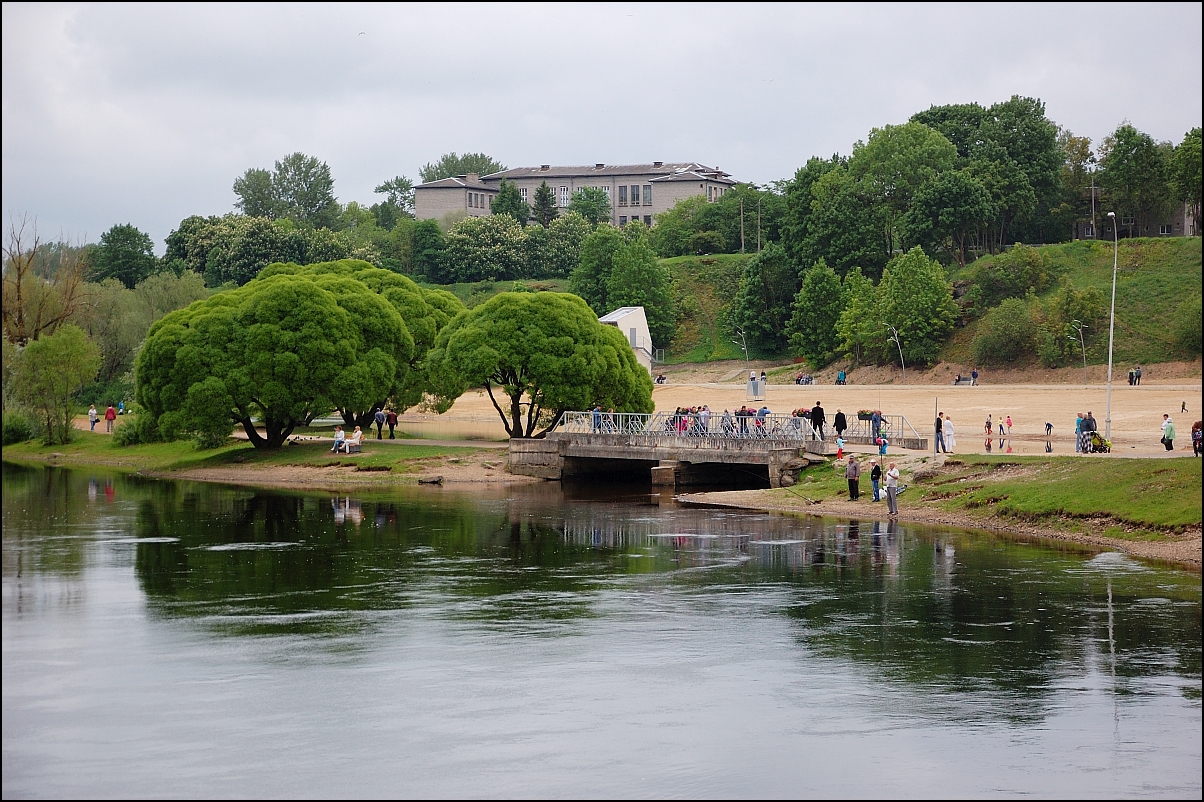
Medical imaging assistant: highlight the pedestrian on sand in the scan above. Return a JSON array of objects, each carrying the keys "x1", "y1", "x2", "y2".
[
  {"x1": 945, "y1": 416, "x2": 956, "y2": 452},
  {"x1": 834, "y1": 409, "x2": 847, "y2": 439},
  {"x1": 104, "y1": 403, "x2": 116, "y2": 433},
  {"x1": 985, "y1": 414, "x2": 992, "y2": 436},
  {"x1": 885, "y1": 462, "x2": 900, "y2": 515},
  {"x1": 88, "y1": 404, "x2": 99, "y2": 431},
  {"x1": 386, "y1": 408, "x2": 398, "y2": 439},
  {"x1": 1128, "y1": 368, "x2": 1135, "y2": 386},
  {"x1": 1045, "y1": 421, "x2": 1053, "y2": 436},
  {"x1": 811, "y1": 401, "x2": 826, "y2": 441},
  {"x1": 1161, "y1": 414, "x2": 1175, "y2": 451},
  {"x1": 971, "y1": 368, "x2": 978, "y2": 386},
  {"x1": 845, "y1": 455, "x2": 861, "y2": 500},
  {"x1": 374, "y1": 408, "x2": 386, "y2": 439},
  {"x1": 935, "y1": 412, "x2": 947, "y2": 453},
  {"x1": 869, "y1": 459, "x2": 882, "y2": 502},
  {"x1": 1135, "y1": 366, "x2": 1142, "y2": 385},
  {"x1": 1074, "y1": 413, "x2": 1083, "y2": 452},
  {"x1": 1182, "y1": 401, "x2": 1187, "y2": 413},
  {"x1": 1005, "y1": 415, "x2": 1012, "y2": 435}
]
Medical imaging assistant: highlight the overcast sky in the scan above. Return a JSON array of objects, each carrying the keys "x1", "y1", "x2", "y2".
[{"x1": 3, "y1": 2, "x2": 1201, "y2": 252}]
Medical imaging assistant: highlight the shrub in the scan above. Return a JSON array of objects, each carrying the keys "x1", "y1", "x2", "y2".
[
  {"x1": 2, "y1": 411, "x2": 35, "y2": 445},
  {"x1": 112, "y1": 410, "x2": 165, "y2": 446},
  {"x1": 690, "y1": 230, "x2": 725, "y2": 255},
  {"x1": 972, "y1": 298, "x2": 1036, "y2": 365}
]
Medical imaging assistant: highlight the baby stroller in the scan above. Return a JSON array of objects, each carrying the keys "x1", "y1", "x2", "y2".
[{"x1": 1086, "y1": 431, "x2": 1111, "y2": 453}]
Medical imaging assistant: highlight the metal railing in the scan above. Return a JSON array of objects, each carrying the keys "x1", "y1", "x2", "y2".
[{"x1": 555, "y1": 410, "x2": 921, "y2": 447}]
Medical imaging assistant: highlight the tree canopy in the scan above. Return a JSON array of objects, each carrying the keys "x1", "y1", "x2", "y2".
[
  {"x1": 786, "y1": 258, "x2": 844, "y2": 367},
  {"x1": 569, "y1": 224, "x2": 625, "y2": 315},
  {"x1": 729, "y1": 242, "x2": 798, "y2": 354},
  {"x1": 92, "y1": 223, "x2": 158, "y2": 289},
  {"x1": 232, "y1": 152, "x2": 340, "y2": 229},
  {"x1": 531, "y1": 181, "x2": 559, "y2": 227},
  {"x1": 873, "y1": 247, "x2": 957, "y2": 365},
  {"x1": 605, "y1": 228, "x2": 675, "y2": 346},
  {"x1": 492, "y1": 179, "x2": 530, "y2": 226},
  {"x1": 569, "y1": 187, "x2": 612, "y2": 225},
  {"x1": 14, "y1": 323, "x2": 100, "y2": 444},
  {"x1": 419, "y1": 153, "x2": 505, "y2": 183},
  {"x1": 427, "y1": 291, "x2": 653, "y2": 438}
]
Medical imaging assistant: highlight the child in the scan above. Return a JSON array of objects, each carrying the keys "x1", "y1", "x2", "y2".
[
  {"x1": 1045, "y1": 421, "x2": 1053, "y2": 436},
  {"x1": 835, "y1": 436, "x2": 845, "y2": 459}
]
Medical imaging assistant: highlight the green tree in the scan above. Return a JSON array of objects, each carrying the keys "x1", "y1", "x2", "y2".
[
  {"x1": 531, "y1": 181, "x2": 559, "y2": 227},
  {"x1": 781, "y1": 156, "x2": 841, "y2": 267},
  {"x1": 972, "y1": 298, "x2": 1036, "y2": 365},
  {"x1": 729, "y1": 242, "x2": 798, "y2": 354},
  {"x1": 92, "y1": 224, "x2": 157, "y2": 289},
  {"x1": 605, "y1": 232, "x2": 675, "y2": 346},
  {"x1": 442, "y1": 214, "x2": 525, "y2": 282},
  {"x1": 902, "y1": 169, "x2": 992, "y2": 267},
  {"x1": 648, "y1": 195, "x2": 707, "y2": 257},
  {"x1": 802, "y1": 165, "x2": 891, "y2": 278},
  {"x1": 873, "y1": 247, "x2": 957, "y2": 365},
  {"x1": 569, "y1": 224, "x2": 625, "y2": 314},
  {"x1": 426, "y1": 292, "x2": 653, "y2": 438},
  {"x1": 14, "y1": 324, "x2": 100, "y2": 444},
  {"x1": 690, "y1": 230, "x2": 725, "y2": 254},
  {"x1": 411, "y1": 220, "x2": 446, "y2": 282},
  {"x1": 271, "y1": 153, "x2": 340, "y2": 229},
  {"x1": 491, "y1": 179, "x2": 530, "y2": 226},
  {"x1": 1098, "y1": 124, "x2": 1173, "y2": 237},
  {"x1": 373, "y1": 176, "x2": 415, "y2": 219},
  {"x1": 834, "y1": 267, "x2": 877, "y2": 364},
  {"x1": 526, "y1": 212, "x2": 591, "y2": 278},
  {"x1": 1035, "y1": 280, "x2": 1106, "y2": 367},
  {"x1": 233, "y1": 168, "x2": 277, "y2": 218},
  {"x1": 137, "y1": 270, "x2": 412, "y2": 449},
  {"x1": 786, "y1": 258, "x2": 845, "y2": 366},
  {"x1": 568, "y1": 187, "x2": 612, "y2": 225},
  {"x1": 419, "y1": 153, "x2": 505, "y2": 183},
  {"x1": 1170, "y1": 127, "x2": 1201, "y2": 235}
]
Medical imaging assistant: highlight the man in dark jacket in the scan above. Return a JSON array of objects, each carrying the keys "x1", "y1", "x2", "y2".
[
  {"x1": 374, "y1": 408, "x2": 386, "y2": 439},
  {"x1": 386, "y1": 408, "x2": 398, "y2": 439},
  {"x1": 811, "y1": 401, "x2": 826, "y2": 441},
  {"x1": 833, "y1": 409, "x2": 847, "y2": 439}
]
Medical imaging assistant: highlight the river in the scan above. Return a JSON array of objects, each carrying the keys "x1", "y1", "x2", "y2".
[{"x1": 2, "y1": 463, "x2": 1200, "y2": 797}]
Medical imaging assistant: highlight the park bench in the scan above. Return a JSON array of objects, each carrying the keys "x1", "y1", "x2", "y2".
[{"x1": 952, "y1": 377, "x2": 973, "y2": 386}]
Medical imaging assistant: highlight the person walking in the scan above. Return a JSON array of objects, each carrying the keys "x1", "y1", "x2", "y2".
[
  {"x1": 1005, "y1": 415, "x2": 1013, "y2": 435},
  {"x1": 1161, "y1": 414, "x2": 1175, "y2": 451},
  {"x1": 945, "y1": 416, "x2": 956, "y2": 452},
  {"x1": 885, "y1": 461, "x2": 900, "y2": 516},
  {"x1": 869, "y1": 459, "x2": 882, "y2": 502},
  {"x1": 88, "y1": 404, "x2": 99, "y2": 431},
  {"x1": 935, "y1": 412, "x2": 947, "y2": 453},
  {"x1": 592, "y1": 405, "x2": 602, "y2": 433},
  {"x1": 374, "y1": 408, "x2": 386, "y2": 439},
  {"x1": 1135, "y1": 366, "x2": 1142, "y2": 386},
  {"x1": 998, "y1": 416, "x2": 1005, "y2": 437},
  {"x1": 386, "y1": 408, "x2": 398, "y2": 439},
  {"x1": 811, "y1": 401, "x2": 826, "y2": 441},
  {"x1": 1192, "y1": 421, "x2": 1202, "y2": 457},
  {"x1": 1045, "y1": 421, "x2": 1053, "y2": 436},
  {"x1": 833, "y1": 409, "x2": 847, "y2": 440},
  {"x1": 845, "y1": 455, "x2": 861, "y2": 500},
  {"x1": 104, "y1": 403, "x2": 117, "y2": 433}
]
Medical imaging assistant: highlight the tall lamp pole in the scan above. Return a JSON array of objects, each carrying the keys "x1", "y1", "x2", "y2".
[
  {"x1": 732, "y1": 329, "x2": 750, "y2": 376},
  {"x1": 1105, "y1": 212, "x2": 1118, "y2": 441},
  {"x1": 885, "y1": 324, "x2": 905, "y2": 385},
  {"x1": 1068, "y1": 320, "x2": 1089, "y2": 388}
]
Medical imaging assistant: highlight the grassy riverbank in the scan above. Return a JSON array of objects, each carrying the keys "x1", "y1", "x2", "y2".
[{"x1": 1, "y1": 431, "x2": 486, "y2": 479}]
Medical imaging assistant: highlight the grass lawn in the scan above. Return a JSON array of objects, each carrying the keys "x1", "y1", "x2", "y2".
[
  {"x1": 916, "y1": 455, "x2": 1202, "y2": 532},
  {"x1": 2, "y1": 431, "x2": 477, "y2": 475},
  {"x1": 663, "y1": 253, "x2": 755, "y2": 364}
]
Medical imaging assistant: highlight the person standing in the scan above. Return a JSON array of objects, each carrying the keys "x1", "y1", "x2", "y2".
[
  {"x1": 833, "y1": 409, "x2": 847, "y2": 440},
  {"x1": 971, "y1": 368, "x2": 979, "y2": 386},
  {"x1": 984, "y1": 414, "x2": 992, "y2": 436},
  {"x1": 1192, "y1": 421, "x2": 1202, "y2": 457},
  {"x1": 998, "y1": 416, "x2": 1005, "y2": 437},
  {"x1": 811, "y1": 401, "x2": 826, "y2": 441},
  {"x1": 845, "y1": 455, "x2": 861, "y2": 499},
  {"x1": 386, "y1": 408, "x2": 398, "y2": 439},
  {"x1": 885, "y1": 462, "x2": 900, "y2": 516},
  {"x1": 374, "y1": 408, "x2": 386, "y2": 439},
  {"x1": 1135, "y1": 366, "x2": 1142, "y2": 386},
  {"x1": 104, "y1": 403, "x2": 117, "y2": 433},
  {"x1": 1074, "y1": 413, "x2": 1083, "y2": 453},
  {"x1": 1005, "y1": 415, "x2": 1013, "y2": 435},
  {"x1": 1161, "y1": 414, "x2": 1175, "y2": 451},
  {"x1": 869, "y1": 459, "x2": 882, "y2": 502},
  {"x1": 88, "y1": 404, "x2": 99, "y2": 431},
  {"x1": 935, "y1": 412, "x2": 946, "y2": 453},
  {"x1": 945, "y1": 416, "x2": 956, "y2": 453},
  {"x1": 592, "y1": 405, "x2": 602, "y2": 433},
  {"x1": 871, "y1": 409, "x2": 882, "y2": 440},
  {"x1": 1128, "y1": 368, "x2": 1135, "y2": 386}
]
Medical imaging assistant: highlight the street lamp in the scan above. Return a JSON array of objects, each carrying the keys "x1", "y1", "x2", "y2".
[
  {"x1": 884, "y1": 324, "x2": 905, "y2": 385},
  {"x1": 1105, "y1": 212, "x2": 1118, "y2": 441},
  {"x1": 1068, "y1": 320, "x2": 1089, "y2": 388},
  {"x1": 732, "y1": 328, "x2": 750, "y2": 376}
]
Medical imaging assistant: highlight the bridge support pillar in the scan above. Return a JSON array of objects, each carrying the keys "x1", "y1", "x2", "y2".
[{"x1": 651, "y1": 460, "x2": 679, "y2": 487}]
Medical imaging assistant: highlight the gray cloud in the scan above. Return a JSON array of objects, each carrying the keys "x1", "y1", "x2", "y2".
[{"x1": 4, "y1": 2, "x2": 1200, "y2": 251}]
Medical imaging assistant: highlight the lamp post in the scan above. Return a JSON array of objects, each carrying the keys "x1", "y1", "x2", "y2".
[
  {"x1": 1068, "y1": 320, "x2": 1089, "y2": 388},
  {"x1": 1105, "y1": 212, "x2": 1118, "y2": 441},
  {"x1": 884, "y1": 324, "x2": 905, "y2": 385},
  {"x1": 732, "y1": 328, "x2": 750, "y2": 376}
]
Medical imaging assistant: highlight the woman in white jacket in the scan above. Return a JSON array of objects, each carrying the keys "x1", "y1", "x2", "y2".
[{"x1": 944, "y1": 416, "x2": 956, "y2": 453}]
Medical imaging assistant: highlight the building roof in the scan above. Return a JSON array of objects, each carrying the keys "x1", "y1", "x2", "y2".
[
  {"x1": 599, "y1": 306, "x2": 644, "y2": 323},
  {"x1": 483, "y1": 162, "x2": 733, "y2": 183},
  {"x1": 414, "y1": 175, "x2": 497, "y2": 190}
]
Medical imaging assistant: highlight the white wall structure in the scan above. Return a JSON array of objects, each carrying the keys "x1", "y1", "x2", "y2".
[{"x1": 599, "y1": 306, "x2": 653, "y2": 374}]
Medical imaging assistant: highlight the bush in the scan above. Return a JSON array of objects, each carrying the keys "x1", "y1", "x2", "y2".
[
  {"x1": 2, "y1": 412, "x2": 35, "y2": 445},
  {"x1": 112, "y1": 411, "x2": 164, "y2": 446},
  {"x1": 193, "y1": 430, "x2": 230, "y2": 450},
  {"x1": 972, "y1": 298, "x2": 1036, "y2": 365},
  {"x1": 1172, "y1": 295, "x2": 1202, "y2": 355},
  {"x1": 690, "y1": 230, "x2": 725, "y2": 255}
]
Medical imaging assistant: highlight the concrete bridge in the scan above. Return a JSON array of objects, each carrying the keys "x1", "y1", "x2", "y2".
[{"x1": 508, "y1": 411, "x2": 926, "y2": 488}]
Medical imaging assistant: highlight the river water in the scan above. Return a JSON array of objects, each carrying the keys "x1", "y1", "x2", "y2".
[{"x1": 2, "y1": 463, "x2": 1200, "y2": 798}]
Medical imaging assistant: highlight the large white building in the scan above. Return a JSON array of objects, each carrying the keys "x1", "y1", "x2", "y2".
[{"x1": 413, "y1": 162, "x2": 737, "y2": 227}]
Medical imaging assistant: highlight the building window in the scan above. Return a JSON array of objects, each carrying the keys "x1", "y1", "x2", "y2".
[
  {"x1": 618, "y1": 186, "x2": 628, "y2": 206},
  {"x1": 1160, "y1": 224, "x2": 1173, "y2": 235},
  {"x1": 643, "y1": 185, "x2": 652, "y2": 205},
  {"x1": 707, "y1": 186, "x2": 713, "y2": 201},
  {"x1": 619, "y1": 216, "x2": 627, "y2": 226},
  {"x1": 520, "y1": 187, "x2": 528, "y2": 202},
  {"x1": 601, "y1": 185, "x2": 610, "y2": 197},
  {"x1": 644, "y1": 215, "x2": 652, "y2": 226},
  {"x1": 560, "y1": 186, "x2": 569, "y2": 207},
  {"x1": 487, "y1": 195, "x2": 492, "y2": 207},
  {"x1": 630, "y1": 185, "x2": 640, "y2": 205},
  {"x1": 1084, "y1": 225, "x2": 1094, "y2": 238}
]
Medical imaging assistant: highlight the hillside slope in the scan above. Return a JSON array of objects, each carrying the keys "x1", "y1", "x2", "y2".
[{"x1": 662, "y1": 253, "x2": 753, "y2": 363}]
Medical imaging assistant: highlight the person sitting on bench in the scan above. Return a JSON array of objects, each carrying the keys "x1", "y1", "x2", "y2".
[
  {"x1": 339, "y1": 425, "x2": 364, "y2": 453},
  {"x1": 330, "y1": 425, "x2": 345, "y2": 453}
]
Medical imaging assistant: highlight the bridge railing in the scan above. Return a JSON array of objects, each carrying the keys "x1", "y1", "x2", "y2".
[{"x1": 555, "y1": 410, "x2": 920, "y2": 446}]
